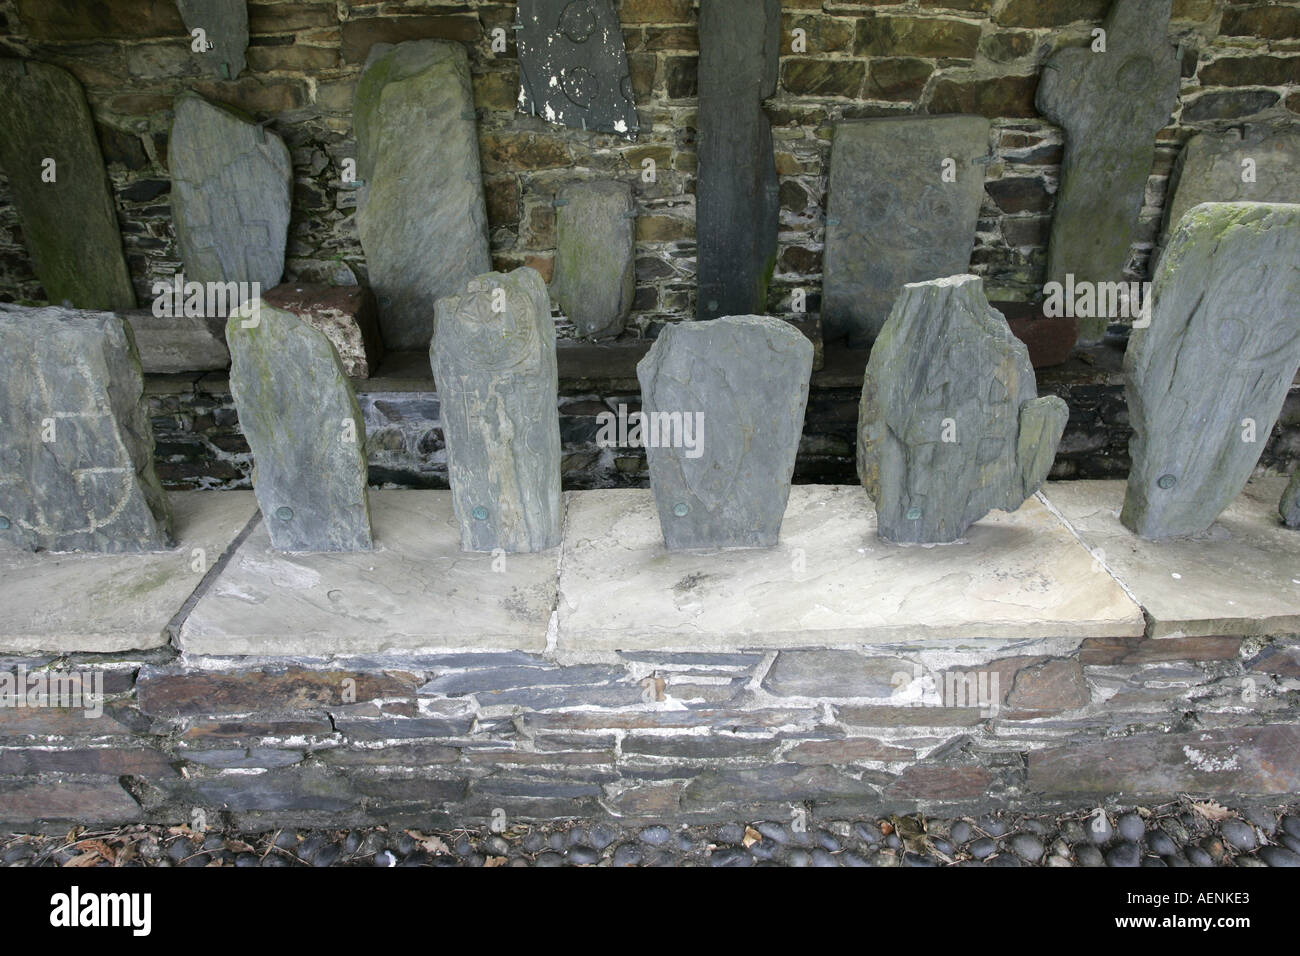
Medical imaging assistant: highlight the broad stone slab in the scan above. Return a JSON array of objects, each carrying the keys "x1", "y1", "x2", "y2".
[
  {"x1": 430, "y1": 268, "x2": 562, "y2": 553},
  {"x1": 551, "y1": 180, "x2": 635, "y2": 340},
  {"x1": 696, "y1": 0, "x2": 780, "y2": 321},
  {"x1": 0, "y1": 60, "x2": 135, "y2": 310},
  {"x1": 263, "y1": 283, "x2": 384, "y2": 378},
  {"x1": 858, "y1": 276, "x2": 1068, "y2": 544},
  {"x1": 516, "y1": 0, "x2": 638, "y2": 139},
  {"x1": 637, "y1": 315, "x2": 813, "y2": 550},
  {"x1": 170, "y1": 92, "x2": 292, "y2": 297},
  {"x1": 1122, "y1": 202, "x2": 1300, "y2": 539},
  {"x1": 822, "y1": 116, "x2": 990, "y2": 347},
  {"x1": 1037, "y1": 0, "x2": 1179, "y2": 343},
  {"x1": 1283, "y1": 472, "x2": 1300, "y2": 529},
  {"x1": 355, "y1": 40, "x2": 491, "y2": 350},
  {"x1": 176, "y1": 0, "x2": 249, "y2": 79},
  {"x1": 0, "y1": 304, "x2": 172, "y2": 553},
  {"x1": 123, "y1": 310, "x2": 230, "y2": 374},
  {"x1": 227, "y1": 302, "x2": 373, "y2": 553}
]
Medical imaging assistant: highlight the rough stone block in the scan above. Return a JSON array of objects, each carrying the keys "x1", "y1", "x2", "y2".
[
  {"x1": 551, "y1": 180, "x2": 636, "y2": 340},
  {"x1": 262, "y1": 283, "x2": 384, "y2": 378},
  {"x1": 122, "y1": 310, "x2": 230, "y2": 374},
  {"x1": 176, "y1": 0, "x2": 249, "y2": 79}
]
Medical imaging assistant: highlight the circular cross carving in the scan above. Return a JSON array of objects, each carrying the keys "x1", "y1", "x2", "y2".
[{"x1": 558, "y1": 0, "x2": 596, "y2": 42}]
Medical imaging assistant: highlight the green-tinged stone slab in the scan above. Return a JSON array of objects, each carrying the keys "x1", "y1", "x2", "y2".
[
  {"x1": 1282, "y1": 472, "x2": 1300, "y2": 529},
  {"x1": 122, "y1": 309, "x2": 230, "y2": 373},
  {"x1": 551, "y1": 180, "x2": 635, "y2": 340},
  {"x1": 176, "y1": 0, "x2": 249, "y2": 79}
]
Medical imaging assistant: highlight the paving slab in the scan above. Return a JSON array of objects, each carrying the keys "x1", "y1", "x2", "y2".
[
  {"x1": 1042, "y1": 477, "x2": 1300, "y2": 639},
  {"x1": 0, "y1": 491, "x2": 257, "y2": 654}
]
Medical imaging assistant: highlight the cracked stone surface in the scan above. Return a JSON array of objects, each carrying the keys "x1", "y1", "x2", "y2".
[
  {"x1": 551, "y1": 180, "x2": 636, "y2": 340},
  {"x1": 175, "y1": 0, "x2": 249, "y2": 80}
]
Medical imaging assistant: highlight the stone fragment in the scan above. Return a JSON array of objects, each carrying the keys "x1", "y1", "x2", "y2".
[
  {"x1": 226, "y1": 302, "x2": 373, "y2": 552},
  {"x1": 551, "y1": 180, "x2": 635, "y2": 340},
  {"x1": 0, "y1": 304, "x2": 172, "y2": 552},
  {"x1": 822, "y1": 115, "x2": 990, "y2": 347},
  {"x1": 262, "y1": 283, "x2": 384, "y2": 378},
  {"x1": 1121, "y1": 202, "x2": 1300, "y2": 539},
  {"x1": 1037, "y1": 0, "x2": 1180, "y2": 343},
  {"x1": 0, "y1": 59, "x2": 135, "y2": 310},
  {"x1": 857, "y1": 275, "x2": 1068, "y2": 544},
  {"x1": 636, "y1": 315, "x2": 813, "y2": 550},
  {"x1": 176, "y1": 0, "x2": 249, "y2": 80},
  {"x1": 430, "y1": 268, "x2": 562, "y2": 553},
  {"x1": 1283, "y1": 473, "x2": 1300, "y2": 530},
  {"x1": 355, "y1": 40, "x2": 491, "y2": 350},
  {"x1": 516, "y1": 0, "x2": 638, "y2": 139},
  {"x1": 122, "y1": 310, "x2": 230, "y2": 373},
  {"x1": 169, "y1": 92, "x2": 292, "y2": 300},
  {"x1": 696, "y1": 0, "x2": 780, "y2": 321}
]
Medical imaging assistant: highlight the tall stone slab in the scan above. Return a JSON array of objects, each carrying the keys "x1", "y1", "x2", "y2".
[
  {"x1": 170, "y1": 92, "x2": 291, "y2": 301},
  {"x1": 637, "y1": 316, "x2": 813, "y2": 551},
  {"x1": 1037, "y1": 0, "x2": 1180, "y2": 344},
  {"x1": 0, "y1": 60, "x2": 135, "y2": 310},
  {"x1": 1122, "y1": 202, "x2": 1300, "y2": 539},
  {"x1": 226, "y1": 302, "x2": 373, "y2": 553},
  {"x1": 696, "y1": 0, "x2": 780, "y2": 321},
  {"x1": 0, "y1": 304, "x2": 172, "y2": 553},
  {"x1": 430, "y1": 268, "x2": 561, "y2": 554},
  {"x1": 516, "y1": 0, "x2": 638, "y2": 139},
  {"x1": 858, "y1": 275, "x2": 1069, "y2": 545},
  {"x1": 822, "y1": 115, "x2": 990, "y2": 347},
  {"x1": 356, "y1": 40, "x2": 491, "y2": 351},
  {"x1": 551, "y1": 180, "x2": 635, "y2": 340},
  {"x1": 176, "y1": 0, "x2": 249, "y2": 80},
  {"x1": 1283, "y1": 473, "x2": 1300, "y2": 530}
]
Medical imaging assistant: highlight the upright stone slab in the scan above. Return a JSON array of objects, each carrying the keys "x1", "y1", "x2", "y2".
[
  {"x1": 637, "y1": 316, "x2": 813, "y2": 551},
  {"x1": 170, "y1": 92, "x2": 291, "y2": 300},
  {"x1": 0, "y1": 304, "x2": 172, "y2": 553},
  {"x1": 1037, "y1": 0, "x2": 1179, "y2": 343},
  {"x1": 1283, "y1": 473, "x2": 1300, "y2": 530},
  {"x1": 430, "y1": 268, "x2": 561, "y2": 554},
  {"x1": 516, "y1": 0, "x2": 637, "y2": 139},
  {"x1": 226, "y1": 302, "x2": 373, "y2": 553},
  {"x1": 696, "y1": 0, "x2": 780, "y2": 321},
  {"x1": 822, "y1": 115, "x2": 990, "y2": 347},
  {"x1": 551, "y1": 180, "x2": 635, "y2": 340},
  {"x1": 1122, "y1": 202, "x2": 1300, "y2": 539},
  {"x1": 858, "y1": 275, "x2": 1069, "y2": 545},
  {"x1": 356, "y1": 40, "x2": 491, "y2": 351},
  {"x1": 0, "y1": 60, "x2": 135, "y2": 310},
  {"x1": 176, "y1": 0, "x2": 249, "y2": 80}
]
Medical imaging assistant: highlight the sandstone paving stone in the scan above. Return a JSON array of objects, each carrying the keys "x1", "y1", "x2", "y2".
[
  {"x1": 176, "y1": 0, "x2": 249, "y2": 80},
  {"x1": 124, "y1": 310, "x2": 230, "y2": 374},
  {"x1": 262, "y1": 283, "x2": 384, "y2": 379},
  {"x1": 1282, "y1": 472, "x2": 1300, "y2": 529},
  {"x1": 551, "y1": 180, "x2": 636, "y2": 340}
]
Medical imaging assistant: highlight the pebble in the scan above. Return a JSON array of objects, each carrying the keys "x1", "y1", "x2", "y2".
[
  {"x1": 313, "y1": 844, "x2": 342, "y2": 867},
  {"x1": 1106, "y1": 842, "x2": 1142, "y2": 867},
  {"x1": 1185, "y1": 846, "x2": 1214, "y2": 867},
  {"x1": 1219, "y1": 819, "x2": 1257, "y2": 852},
  {"x1": 1146, "y1": 830, "x2": 1178, "y2": 856},
  {"x1": 1281, "y1": 816, "x2": 1300, "y2": 841},
  {"x1": 841, "y1": 852, "x2": 870, "y2": 867},
  {"x1": 535, "y1": 852, "x2": 564, "y2": 867},
  {"x1": 612, "y1": 844, "x2": 642, "y2": 866},
  {"x1": 716, "y1": 823, "x2": 746, "y2": 845},
  {"x1": 1200, "y1": 836, "x2": 1227, "y2": 862},
  {"x1": 1236, "y1": 856, "x2": 1267, "y2": 867},
  {"x1": 1010, "y1": 833, "x2": 1044, "y2": 862},
  {"x1": 854, "y1": 821, "x2": 882, "y2": 844},
  {"x1": 1047, "y1": 855, "x2": 1072, "y2": 867},
  {"x1": 521, "y1": 831, "x2": 545, "y2": 853},
  {"x1": 1282, "y1": 834, "x2": 1300, "y2": 856},
  {"x1": 903, "y1": 852, "x2": 939, "y2": 867},
  {"x1": 748, "y1": 841, "x2": 776, "y2": 862},
  {"x1": 1075, "y1": 845, "x2": 1105, "y2": 867},
  {"x1": 1087, "y1": 813, "x2": 1114, "y2": 845},
  {"x1": 1141, "y1": 856, "x2": 1167, "y2": 867},
  {"x1": 785, "y1": 849, "x2": 811, "y2": 867},
  {"x1": 811, "y1": 849, "x2": 840, "y2": 868},
  {"x1": 757, "y1": 822, "x2": 789, "y2": 845},
  {"x1": 987, "y1": 854, "x2": 1021, "y2": 867},
  {"x1": 1243, "y1": 808, "x2": 1276, "y2": 835},
  {"x1": 949, "y1": 821, "x2": 973, "y2": 845},
  {"x1": 589, "y1": 824, "x2": 619, "y2": 850},
  {"x1": 2, "y1": 844, "x2": 35, "y2": 863},
  {"x1": 638, "y1": 826, "x2": 672, "y2": 846},
  {"x1": 566, "y1": 845, "x2": 600, "y2": 865},
  {"x1": 977, "y1": 815, "x2": 1008, "y2": 838},
  {"x1": 968, "y1": 838, "x2": 997, "y2": 860},
  {"x1": 710, "y1": 847, "x2": 752, "y2": 867},
  {"x1": 1059, "y1": 821, "x2": 1087, "y2": 844},
  {"x1": 815, "y1": 831, "x2": 841, "y2": 853},
  {"x1": 374, "y1": 850, "x2": 397, "y2": 867},
  {"x1": 1257, "y1": 846, "x2": 1300, "y2": 867},
  {"x1": 1116, "y1": 812, "x2": 1145, "y2": 842},
  {"x1": 485, "y1": 836, "x2": 510, "y2": 857}
]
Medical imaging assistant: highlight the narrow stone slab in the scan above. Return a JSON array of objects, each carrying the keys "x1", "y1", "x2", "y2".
[
  {"x1": 551, "y1": 180, "x2": 635, "y2": 340},
  {"x1": 859, "y1": 275, "x2": 1068, "y2": 544},
  {"x1": 557, "y1": 485, "x2": 1144, "y2": 652},
  {"x1": 1044, "y1": 477, "x2": 1300, "y2": 638},
  {"x1": 355, "y1": 40, "x2": 491, "y2": 350},
  {"x1": 123, "y1": 310, "x2": 230, "y2": 373},
  {"x1": 180, "y1": 491, "x2": 556, "y2": 655},
  {"x1": 0, "y1": 491, "x2": 257, "y2": 654},
  {"x1": 516, "y1": 0, "x2": 638, "y2": 139},
  {"x1": 263, "y1": 283, "x2": 384, "y2": 378},
  {"x1": 227, "y1": 302, "x2": 373, "y2": 553},
  {"x1": 1122, "y1": 202, "x2": 1300, "y2": 539},
  {"x1": 823, "y1": 116, "x2": 990, "y2": 347},
  {"x1": 0, "y1": 59, "x2": 135, "y2": 310},
  {"x1": 1283, "y1": 472, "x2": 1300, "y2": 529},
  {"x1": 637, "y1": 315, "x2": 813, "y2": 550},
  {"x1": 0, "y1": 304, "x2": 172, "y2": 553},
  {"x1": 176, "y1": 0, "x2": 249, "y2": 80}
]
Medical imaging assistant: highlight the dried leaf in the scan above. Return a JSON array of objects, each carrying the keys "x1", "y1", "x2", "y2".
[
  {"x1": 63, "y1": 852, "x2": 100, "y2": 868},
  {"x1": 742, "y1": 826, "x2": 761, "y2": 848},
  {"x1": 224, "y1": 839, "x2": 255, "y2": 854},
  {"x1": 72, "y1": 840, "x2": 116, "y2": 865},
  {"x1": 483, "y1": 856, "x2": 508, "y2": 868},
  {"x1": 1191, "y1": 800, "x2": 1233, "y2": 822}
]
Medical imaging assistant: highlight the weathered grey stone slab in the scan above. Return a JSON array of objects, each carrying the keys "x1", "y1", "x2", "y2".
[
  {"x1": 0, "y1": 304, "x2": 172, "y2": 553},
  {"x1": 0, "y1": 60, "x2": 135, "y2": 310},
  {"x1": 823, "y1": 116, "x2": 990, "y2": 347},
  {"x1": 355, "y1": 40, "x2": 491, "y2": 351},
  {"x1": 263, "y1": 283, "x2": 384, "y2": 378},
  {"x1": 858, "y1": 275, "x2": 1068, "y2": 544},
  {"x1": 551, "y1": 180, "x2": 635, "y2": 340},
  {"x1": 430, "y1": 268, "x2": 562, "y2": 553},
  {"x1": 176, "y1": 0, "x2": 249, "y2": 80},
  {"x1": 696, "y1": 0, "x2": 780, "y2": 321},
  {"x1": 1122, "y1": 202, "x2": 1300, "y2": 539},
  {"x1": 516, "y1": 0, "x2": 637, "y2": 139},
  {"x1": 226, "y1": 302, "x2": 373, "y2": 553},
  {"x1": 170, "y1": 92, "x2": 292, "y2": 299},
  {"x1": 637, "y1": 315, "x2": 813, "y2": 550},
  {"x1": 123, "y1": 310, "x2": 230, "y2": 373},
  {"x1": 1282, "y1": 472, "x2": 1300, "y2": 529},
  {"x1": 1037, "y1": 0, "x2": 1180, "y2": 343}
]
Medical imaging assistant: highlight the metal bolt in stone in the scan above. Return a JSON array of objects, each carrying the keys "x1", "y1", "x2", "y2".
[
  {"x1": 275, "y1": 506, "x2": 294, "y2": 521},
  {"x1": 673, "y1": 503, "x2": 690, "y2": 517},
  {"x1": 472, "y1": 506, "x2": 489, "y2": 521},
  {"x1": 1158, "y1": 474, "x2": 1177, "y2": 490}
]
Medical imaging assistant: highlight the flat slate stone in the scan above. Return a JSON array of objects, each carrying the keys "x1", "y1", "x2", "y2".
[
  {"x1": 1037, "y1": 0, "x2": 1180, "y2": 343},
  {"x1": 1283, "y1": 472, "x2": 1300, "y2": 529},
  {"x1": 551, "y1": 180, "x2": 635, "y2": 340},
  {"x1": 122, "y1": 310, "x2": 230, "y2": 373},
  {"x1": 0, "y1": 59, "x2": 135, "y2": 310},
  {"x1": 176, "y1": 0, "x2": 249, "y2": 80},
  {"x1": 0, "y1": 304, "x2": 172, "y2": 553},
  {"x1": 858, "y1": 275, "x2": 1068, "y2": 544},
  {"x1": 695, "y1": 0, "x2": 780, "y2": 321},
  {"x1": 355, "y1": 40, "x2": 491, "y2": 350},
  {"x1": 169, "y1": 92, "x2": 292, "y2": 298},
  {"x1": 637, "y1": 315, "x2": 813, "y2": 550},
  {"x1": 430, "y1": 267, "x2": 562, "y2": 553},
  {"x1": 227, "y1": 302, "x2": 373, "y2": 553},
  {"x1": 263, "y1": 283, "x2": 384, "y2": 378},
  {"x1": 516, "y1": 0, "x2": 637, "y2": 139},
  {"x1": 1122, "y1": 202, "x2": 1300, "y2": 539},
  {"x1": 822, "y1": 116, "x2": 990, "y2": 347}
]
